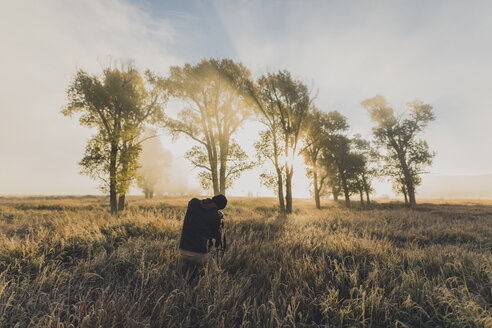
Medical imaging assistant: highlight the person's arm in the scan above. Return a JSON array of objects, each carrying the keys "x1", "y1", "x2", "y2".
[{"x1": 210, "y1": 211, "x2": 222, "y2": 241}]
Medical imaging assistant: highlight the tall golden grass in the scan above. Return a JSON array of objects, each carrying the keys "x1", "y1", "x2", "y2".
[{"x1": 0, "y1": 196, "x2": 491, "y2": 327}]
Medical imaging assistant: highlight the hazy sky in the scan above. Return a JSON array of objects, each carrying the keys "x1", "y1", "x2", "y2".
[{"x1": 1, "y1": 0, "x2": 491, "y2": 197}]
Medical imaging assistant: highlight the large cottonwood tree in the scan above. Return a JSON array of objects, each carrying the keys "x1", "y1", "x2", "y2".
[
  {"x1": 361, "y1": 95, "x2": 435, "y2": 205},
  {"x1": 254, "y1": 127, "x2": 286, "y2": 212},
  {"x1": 322, "y1": 134, "x2": 359, "y2": 207},
  {"x1": 63, "y1": 65, "x2": 167, "y2": 214},
  {"x1": 165, "y1": 59, "x2": 254, "y2": 195},
  {"x1": 250, "y1": 70, "x2": 311, "y2": 213},
  {"x1": 351, "y1": 134, "x2": 376, "y2": 205},
  {"x1": 302, "y1": 108, "x2": 348, "y2": 209}
]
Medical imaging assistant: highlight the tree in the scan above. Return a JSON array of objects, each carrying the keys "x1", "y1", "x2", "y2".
[
  {"x1": 255, "y1": 129, "x2": 286, "y2": 212},
  {"x1": 361, "y1": 95, "x2": 435, "y2": 205},
  {"x1": 322, "y1": 135, "x2": 358, "y2": 207},
  {"x1": 63, "y1": 64, "x2": 167, "y2": 214},
  {"x1": 249, "y1": 71, "x2": 311, "y2": 214},
  {"x1": 165, "y1": 58, "x2": 254, "y2": 195},
  {"x1": 347, "y1": 152, "x2": 368, "y2": 205},
  {"x1": 351, "y1": 134, "x2": 377, "y2": 204},
  {"x1": 324, "y1": 158, "x2": 342, "y2": 202},
  {"x1": 302, "y1": 107, "x2": 348, "y2": 209}
]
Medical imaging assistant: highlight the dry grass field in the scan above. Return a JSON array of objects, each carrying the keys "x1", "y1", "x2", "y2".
[{"x1": 0, "y1": 196, "x2": 491, "y2": 327}]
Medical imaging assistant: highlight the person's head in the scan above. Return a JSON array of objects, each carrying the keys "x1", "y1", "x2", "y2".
[{"x1": 212, "y1": 194, "x2": 227, "y2": 210}]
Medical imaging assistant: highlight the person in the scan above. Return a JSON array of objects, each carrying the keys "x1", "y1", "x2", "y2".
[{"x1": 178, "y1": 194, "x2": 227, "y2": 282}]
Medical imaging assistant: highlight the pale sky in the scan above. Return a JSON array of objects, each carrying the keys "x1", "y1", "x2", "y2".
[{"x1": 1, "y1": 0, "x2": 491, "y2": 198}]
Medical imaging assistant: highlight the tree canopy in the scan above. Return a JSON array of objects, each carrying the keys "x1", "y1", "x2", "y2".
[
  {"x1": 362, "y1": 95, "x2": 435, "y2": 205},
  {"x1": 165, "y1": 58, "x2": 255, "y2": 195}
]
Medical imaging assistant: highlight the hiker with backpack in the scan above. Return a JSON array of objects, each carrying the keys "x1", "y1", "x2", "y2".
[{"x1": 178, "y1": 194, "x2": 227, "y2": 282}]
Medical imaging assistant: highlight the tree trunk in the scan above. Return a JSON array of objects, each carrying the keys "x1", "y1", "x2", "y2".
[
  {"x1": 219, "y1": 141, "x2": 228, "y2": 195},
  {"x1": 403, "y1": 170, "x2": 416, "y2": 206},
  {"x1": 110, "y1": 189, "x2": 118, "y2": 215},
  {"x1": 343, "y1": 189, "x2": 350, "y2": 207},
  {"x1": 407, "y1": 184, "x2": 416, "y2": 206},
  {"x1": 362, "y1": 176, "x2": 370, "y2": 204},
  {"x1": 277, "y1": 173, "x2": 285, "y2": 214},
  {"x1": 144, "y1": 190, "x2": 149, "y2": 199},
  {"x1": 399, "y1": 156, "x2": 417, "y2": 206},
  {"x1": 359, "y1": 189, "x2": 364, "y2": 206},
  {"x1": 118, "y1": 194, "x2": 125, "y2": 211},
  {"x1": 332, "y1": 188, "x2": 339, "y2": 202},
  {"x1": 219, "y1": 162, "x2": 226, "y2": 195},
  {"x1": 274, "y1": 148, "x2": 285, "y2": 213},
  {"x1": 402, "y1": 185, "x2": 408, "y2": 205},
  {"x1": 285, "y1": 169, "x2": 293, "y2": 214},
  {"x1": 313, "y1": 170, "x2": 321, "y2": 209},
  {"x1": 211, "y1": 159, "x2": 219, "y2": 195},
  {"x1": 341, "y1": 176, "x2": 350, "y2": 207},
  {"x1": 150, "y1": 191, "x2": 154, "y2": 199},
  {"x1": 365, "y1": 189, "x2": 371, "y2": 204},
  {"x1": 283, "y1": 142, "x2": 293, "y2": 214},
  {"x1": 109, "y1": 143, "x2": 118, "y2": 215}
]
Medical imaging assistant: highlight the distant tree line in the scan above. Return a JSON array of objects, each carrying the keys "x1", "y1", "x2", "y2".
[{"x1": 63, "y1": 58, "x2": 435, "y2": 214}]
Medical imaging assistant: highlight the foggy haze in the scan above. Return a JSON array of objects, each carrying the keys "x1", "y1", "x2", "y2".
[
  {"x1": 137, "y1": 130, "x2": 199, "y2": 197},
  {"x1": 419, "y1": 175, "x2": 492, "y2": 199},
  {"x1": 1, "y1": 0, "x2": 491, "y2": 199}
]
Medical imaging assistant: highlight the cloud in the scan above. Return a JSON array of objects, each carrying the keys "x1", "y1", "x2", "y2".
[
  {"x1": 0, "y1": 0, "x2": 182, "y2": 194},
  {"x1": 213, "y1": 0, "x2": 492, "y2": 197}
]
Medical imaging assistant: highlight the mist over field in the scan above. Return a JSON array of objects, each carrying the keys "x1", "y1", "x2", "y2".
[
  {"x1": 419, "y1": 174, "x2": 492, "y2": 199},
  {"x1": 136, "y1": 129, "x2": 200, "y2": 197}
]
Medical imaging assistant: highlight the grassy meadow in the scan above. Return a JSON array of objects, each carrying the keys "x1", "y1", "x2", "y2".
[{"x1": 0, "y1": 196, "x2": 491, "y2": 327}]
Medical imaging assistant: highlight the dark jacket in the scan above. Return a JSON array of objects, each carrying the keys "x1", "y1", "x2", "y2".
[{"x1": 179, "y1": 198, "x2": 221, "y2": 254}]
